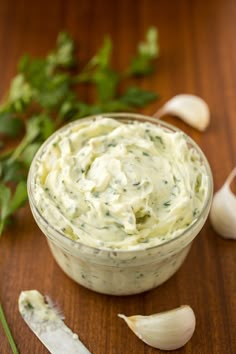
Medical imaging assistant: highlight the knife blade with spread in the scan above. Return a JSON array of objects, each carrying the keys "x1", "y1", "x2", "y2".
[{"x1": 18, "y1": 290, "x2": 92, "y2": 354}]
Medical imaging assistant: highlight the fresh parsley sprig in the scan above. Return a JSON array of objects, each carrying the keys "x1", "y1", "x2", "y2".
[{"x1": 0, "y1": 27, "x2": 159, "y2": 236}]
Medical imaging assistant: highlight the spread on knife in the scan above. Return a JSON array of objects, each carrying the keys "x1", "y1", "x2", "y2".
[
  {"x1": 19, "y1": 290, "x2": 91, "y2": 353},
  {"x1": 32, "y1": 116, "x2": 208, "y2": 250}
]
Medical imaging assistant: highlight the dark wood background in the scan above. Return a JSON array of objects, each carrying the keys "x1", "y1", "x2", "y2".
[{"x1": 0, "y1": 0, "x2": 235, "y2": 353}]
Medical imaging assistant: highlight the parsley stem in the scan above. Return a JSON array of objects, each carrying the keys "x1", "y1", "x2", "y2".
[
  {"x1": 0, "y1": 303, "x2": 19, "y2": 354},
  {"x1": 0, "y1": 148, "x2": 14, "y2": 160},
  {"x1": 9, "y1": 135, "x2": 31, "y2": 163},
  {"x1": 0, "y1": 221, "x2": 4, "y2": 235}
]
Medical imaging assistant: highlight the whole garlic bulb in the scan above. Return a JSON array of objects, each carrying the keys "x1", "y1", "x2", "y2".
[
  {"x1": 118, "y1": 305, "x2": 196, "y2": 351},
  {"x1": 210, "y1": 167, "x2": 236, "y2": 239}
]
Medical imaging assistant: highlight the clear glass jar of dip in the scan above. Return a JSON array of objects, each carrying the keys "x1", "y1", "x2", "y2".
[{"x1": 28, "y1": 113, "x2": 213, "y2": 295}]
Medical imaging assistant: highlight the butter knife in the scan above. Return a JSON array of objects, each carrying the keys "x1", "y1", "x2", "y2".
[{"x1": 18, "y1": 290, "x2": 92, "y2": 354}]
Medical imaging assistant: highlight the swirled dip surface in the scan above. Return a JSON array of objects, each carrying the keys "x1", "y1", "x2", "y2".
[{"x1": 33, "y1": 117, "x2": 208, "y2": 250}]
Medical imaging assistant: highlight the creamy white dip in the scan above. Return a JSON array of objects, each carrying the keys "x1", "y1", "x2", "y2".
[{"x1": 33, "y1": 117, "x2": 208, "y2": 250}]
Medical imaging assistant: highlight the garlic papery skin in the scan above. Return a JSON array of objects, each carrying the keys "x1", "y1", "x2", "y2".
[
  {"x1": 210, "y1": 167, "x2": 236, "y2": 239},
  {"x1": 154, "y1": 94, "x2": 210, "y2": 131},
  {"x1": 118, "y1": 305, "x2": 196, "y2": 351}
]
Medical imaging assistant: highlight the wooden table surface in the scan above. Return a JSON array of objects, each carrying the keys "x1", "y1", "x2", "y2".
[{"x1": 0, "y1": 0, "x2": 236, "y2": 353}]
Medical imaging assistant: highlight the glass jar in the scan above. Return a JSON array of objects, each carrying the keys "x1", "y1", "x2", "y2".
[{"x1": 28, "y1": 113, "x2": 213, "y2": 295}]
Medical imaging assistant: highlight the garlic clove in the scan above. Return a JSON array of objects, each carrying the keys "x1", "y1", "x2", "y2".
[
  {"x1": 210, "y1": 167, "x2": 236, "y2": 239},
  {"x1": 154, "y1": 94, "x2": 210, "y2": 131},
  {"x1": 118, "y1": 305, "x2": 196, "y2": 351}
]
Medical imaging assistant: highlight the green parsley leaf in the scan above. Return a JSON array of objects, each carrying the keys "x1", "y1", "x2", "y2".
[
  {"x1": 0, "y1": 159, "x2": 25, "y2": 183},
  {"x1": 20, "y1": 55, "x2": 72, "y2": 110},
  {"x1": 25, "y1": 114, "x2": 55, "y2": 142},
  {"x1": 0, "y1": 111, "x2": 23, "y2": 136},
  {"x1": 8, "y1": 180, "x2": 28, "y2": 215},
  {"x1": 47, "y1": 32, "x2": 75, "y2": 71},
  {"x1": 77, "y1": 37, "x2": 119, "y2": 102},
  {"x1": 36, "y1": 73, "x2": 71, "y2": 109},
  {"x1": 98, "y1": 100, "x2": 130, "y2": 113},
  {"x1": 93, "y1": 68, "x2": 119, "y2": 102},
  {"x1": 0, "y1": 181, "x2": 27, "y2": 235},
  {"x1": 127, "y1": 27, "x2": 159, "y2": 76},
  {"x1": 17, "y1": 33, "x2": 75, "y2": 111},
  {"x1": 5, "y1": 74, "x2": 33, "y2": 112},
  {"x1": 74, "y1": 37, "x2": 113, "y2": 84},
  {"x1": 58, "y1": 94, "x2": 79, "y2": 121},
  {"x1": 19, "y1": 57, "x2": 46, "y2": 85},
  {"x1": 119, "y1": 87, "x2": 158, "y2": 107},
  {"x1": 20, "y1": 142, "x2": 41, "y2": 168},
  {"x1": 9, "y1": 114, "x2": 54, "y2": 163},
  {"x1": 87, "y1": 36, "x2": 112, "y2": 70},
  {"x1": 0, "y1": 183, "x2": 11, "y2": 234},
  {"x1": 74, "y1": 102, "x2": 103, "y2": 118},
  {"x1": 138, "y1": 27, "x2": 159, "y2": 58}
]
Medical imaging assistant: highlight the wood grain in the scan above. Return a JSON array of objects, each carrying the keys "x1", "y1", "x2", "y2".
[{"x1": 0, "y1": 0, "x2": 236, "y2": 353}]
